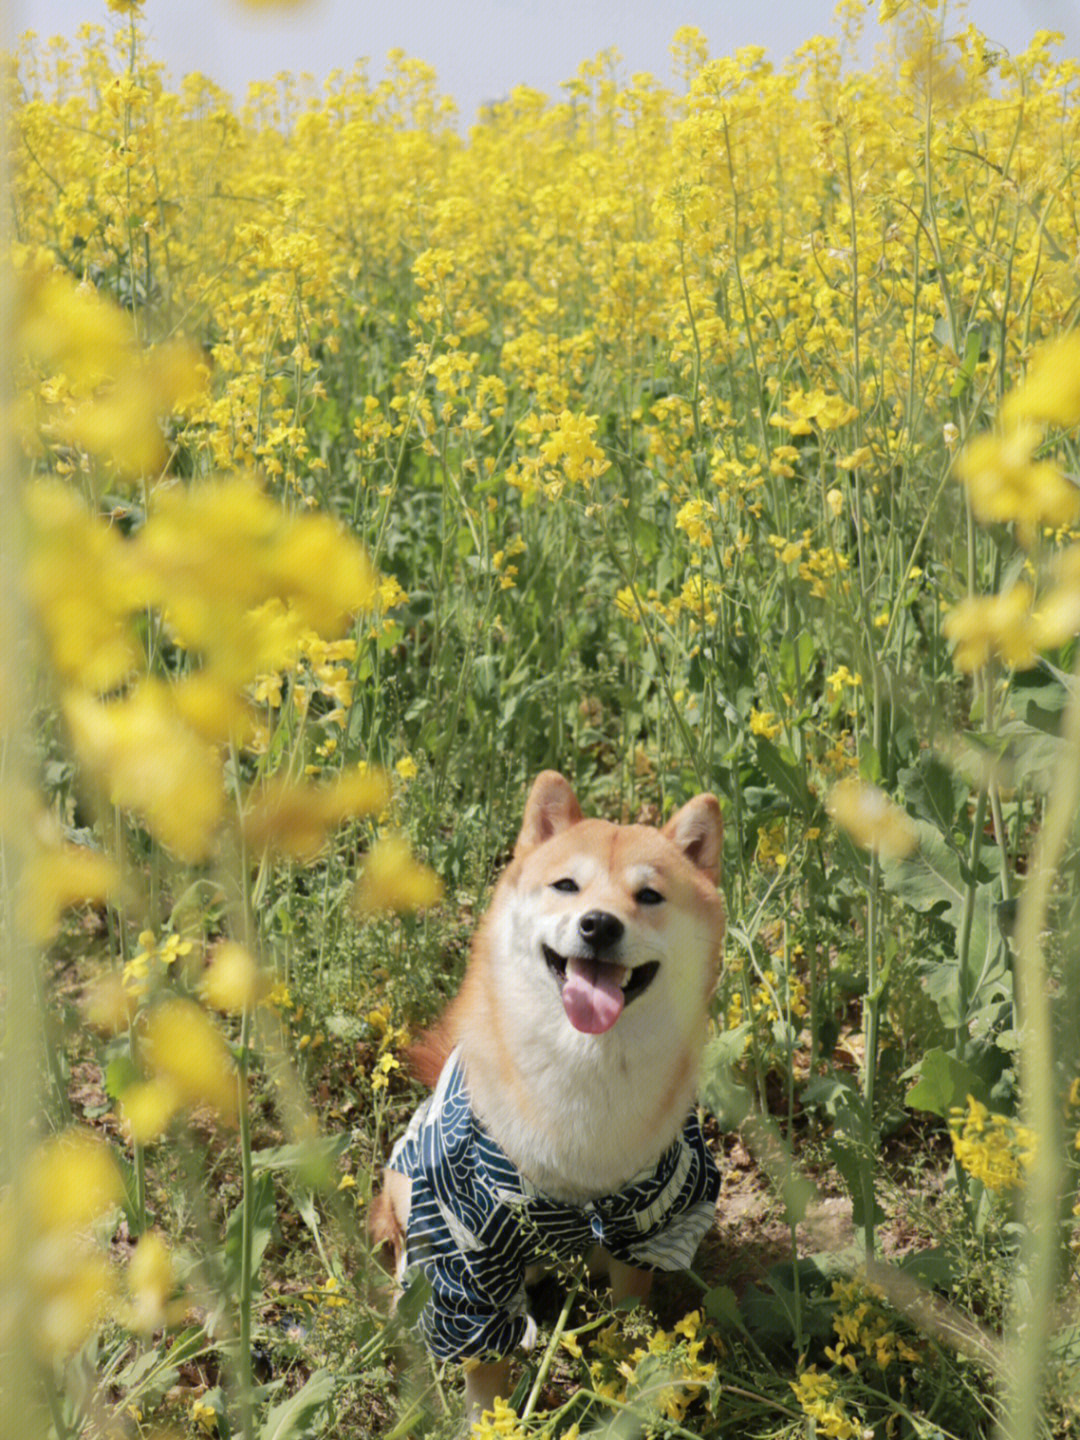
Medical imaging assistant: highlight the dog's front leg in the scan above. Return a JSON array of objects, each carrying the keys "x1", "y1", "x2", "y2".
[
  {"x1": 463, "y1": 1358, "x2": 513, "y2": 1426},
  {"x1": 607, "y1": 1256, "x2": 654, "y2": 1308}
]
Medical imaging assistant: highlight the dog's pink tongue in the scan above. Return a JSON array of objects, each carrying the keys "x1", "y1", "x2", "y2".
[{"x1": 562, "y1": 956, "x2": 627, "y2": 1034}]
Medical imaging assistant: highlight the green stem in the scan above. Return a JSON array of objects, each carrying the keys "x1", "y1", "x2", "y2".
[
  {"x1": 995, "y1": 655, "x2": 1080, "y2": 1440},
  {"x1": 862, "y1": 847, "x2": 881, "y2": 1265},
  {"x1": 43, "y1": 1372, "x2": 71, "y2": 1440},
  {"x1": 134, "y1": 1141, "x2": 147, "y2": 1234},
  {"x1": 237, "y1": 1003, "x2": 256, "y2": 1440},
  {"x1": 955, "y1": 784, "x2": 989, "y2": 1057},
  {"x1": 520, "y1": 1282, "x2": 579, "y2": 1422}
]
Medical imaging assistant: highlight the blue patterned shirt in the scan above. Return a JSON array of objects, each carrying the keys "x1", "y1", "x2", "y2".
[{"x1": 387, "y1": 1048, "x2": 721, "y2": 1362}]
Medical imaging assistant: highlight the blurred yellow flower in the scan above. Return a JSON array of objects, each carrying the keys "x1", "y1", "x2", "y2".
[
  {"x1": 265, "y1": 981, "x2": 294, "y2": 1012},
  {"x1": 1029, "y1": 544, "x2": 1080, "y2": 651},
  {"x1": 827, "y1": 779, "x2": 918, "y2": 859},
  {"x1": 244, "y1": 765, "x2": 391, "y2": 860},
  {"x1": 16, "y1": 259, "x2": 204, "y2": 478},
  {"x1": 138, "y1": 480, "x2": 375, "y2": 679},
  {"x1": 1000, "y1": 334, "x2": 1080, "y2": 430},
  {"x1": 136, "y1": 999, "x2": 238, "y2": 1129},
  {"x1": 118, "y1": 1077, "x2": 183, "y2": 1145},
  {"x1": 82, "y1": 970, "x2": 137, "y2": 1035},
  {"x1": 353, "y1": 834, "x2": 443, "y2": 914},
  {"x1": 16, "y1": 844, "x2": 118, "y2": 943},
  {"x1": 21, "y1": 481, "x2": 144, "y2": 689},
  {"x1": 64, "y1": 684, "x2": 224, "y2": 862},
  {"x1": 955, "y1": 424, "x2": 1080, "y2": 534},
  {"x1": 3, "y1": 1131, "x2": 125, "y2": 1359},
  {"x1": 943, "y1": 582, "x2": 1041, "y2": 672},
  {"x1": 123, "y1": 1230, "x2": 184, "y2": 1333},
  {"x1": 202, "y1": 942, "x2": 268, "y2": 1014},
  {"x1": 22, "y1": 1130, "x2": 125, "y2": 1234}
]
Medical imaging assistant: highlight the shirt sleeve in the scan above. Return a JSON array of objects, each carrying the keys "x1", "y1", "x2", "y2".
[
  {"x1": 397, "y1": 1054, "x2": 534, "y2": 1363},
  {"x1": 412, "y1": 1237, "x2": 531, "y2": 1362},
  {"x1": 615, "y1": 1115, "x2": 722, "y2": 1272}
]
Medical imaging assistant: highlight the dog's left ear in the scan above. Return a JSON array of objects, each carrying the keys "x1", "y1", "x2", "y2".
[
  {"x1": 663, "y1": 794, "x2": 723, "y2": 881},
  {"x1": 515, "y1": 771, "x2": 583, "y2": 858}
]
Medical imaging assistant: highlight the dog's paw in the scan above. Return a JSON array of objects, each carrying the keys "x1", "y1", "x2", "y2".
[{"x1": 521, "y1": 1314, "x2": 539, "y2": 1353}]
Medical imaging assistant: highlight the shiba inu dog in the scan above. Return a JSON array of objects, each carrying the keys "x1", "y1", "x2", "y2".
[{"x1": 371, "y1": 771, "x2": 724, "y2": 1422}]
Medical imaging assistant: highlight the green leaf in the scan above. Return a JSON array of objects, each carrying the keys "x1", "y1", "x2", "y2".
[
  {"x1": 826, "y1": 1136, "x2": 884, "y2": 1230},
  {"x1": 880, "y1": 819, "x2": 966, "y2": 928},
  {"x1": 778, "y1": 632, "x2": 816, "y2": 692},
  {"x1": 753, "y1": 736, "x2": 817, "y2": 818},
  {"x1": 258, "y1": 1369, "x2": 336, "y2": 1440},
  {"x1": 899, "y1": 753, "x2": 966, "y2": 833},
  {"x1": 113, "y1": 1348, "x2": 177, "y2": 1395},
  {"x1": 801, "y1": 1074, "x2": 862, "y2": 1129},
  {"x1": 703, "y1": 1284, "x2": 745, "y2": 1330},
  {"x1": 950, "y1": 327, "x2": 986, "y2": 398},
  {"x1": 105, "y1": 1056, "x2": 138, "y2": 1101},
  {"x1": 252, "y1": 1135, "x2": 348, "y2": 1190},
  {"x1": 899, "y1": 1246, "x2": 957, "y2": 1290},
  {"x1": 906, "y1": 1046, "x2": 993, "y2": 1117},
  {"x1": 700, "y1": 1027, "x2": 751, "y2": 1130},
  {"x1": 739, "y1": 1256, "x2": 839, "y2": 1346},
  {"x1": 395, "y1": 1272, "x2": 431, "y2": 1328},
  {"x1": 200, "y1": 1386, "x2": 231, "y2": 1440}
]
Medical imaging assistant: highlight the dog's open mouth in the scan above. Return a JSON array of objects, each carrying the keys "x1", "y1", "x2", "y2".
[{"x1": 543, "y1": 945, "x2": 660, "y2": 1034}]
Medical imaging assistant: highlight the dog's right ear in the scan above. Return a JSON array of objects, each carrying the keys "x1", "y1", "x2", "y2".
[{"x1": 515, "y1": 771, "x2": 583, "y2": 857}]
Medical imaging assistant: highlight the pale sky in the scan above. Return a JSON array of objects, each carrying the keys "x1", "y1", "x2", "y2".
[{"x1": 10, "y1": 0, "x2": 1080, "y2": 123}]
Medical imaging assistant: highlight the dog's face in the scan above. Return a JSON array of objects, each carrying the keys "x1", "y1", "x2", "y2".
[
  {"x1": 498, "y1": 772, "x2": 724, "y2": 1041},
  {"x1": 451, "y1": 771, "x2": 724, "y2": 1195}
]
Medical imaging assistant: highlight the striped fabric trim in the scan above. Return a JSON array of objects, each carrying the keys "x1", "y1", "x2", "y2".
[{"x1": 388, "y1": 1048, "x2": 720, "y2": 1362}]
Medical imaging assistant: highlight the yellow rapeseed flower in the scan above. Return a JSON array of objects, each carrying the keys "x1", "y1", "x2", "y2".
[
  {"x1": 21, "y1": 481, "x2": 144, "y2": 689},
  {"x1": 353, "y1": 834, "x2": 443, "y2": 914},
  {"x1": 16, "y1": 258, "x2": 204, "y2": 478},
  {"x1": 22, "y1": 1130, "x2": 125, "y2": 1234},
  {"x1": 243, "y1": 766, "x2": 391, "y2": 860},
  {"x1": 131, "y1": 479, "x2": 375, "y2": 676},
  {"x1": 943, "y1": 583, "x2": 1041, "y2": 672},
  {"x1": 118, "y1": 1077, "x2": 183, "y2": 1145},
  {"x1": 1029, "y1": 544, "x2": 1080, "y2": 651},
  {"x1": 955, "y1": 425, "x2": 1080, "y2": 534},
  {"x1": 1000, "y1": 334, "x2": 1080, "y2": 430},
  {"x1": 192, "y1": 1401, "x2": 218, "y2": 1433},
  {"x1": 4, "y1": 1131, "x2": 125, "y2": 1359},
  {"x1": 948, "y1": 1095, "x2": 1037, "y2": 1193},
  {"x1": 82, "y1": 970, "x2": 138, "y2": 1035},
  {"x1": 137, "y1": 999, "x2": 238, "y2": 1128},
  {"x1": 202, "y1": 942, "x2": 269, "y2": 1014},
  {"x1": 64, "y1": 684, "x2": 224, "y2": 862},
  {"x1": 123, "y1": 1230, "x2": 184, "y2": 1333},
  {"x1": 827, "y1": 779, "x2": 918, "y2": 859},
  {"x1": 749, "y1": 708, "x2": 783, "y2": 740},
  {"x1": 15, "y1": 844, "x2": 118, "y2": 943}
]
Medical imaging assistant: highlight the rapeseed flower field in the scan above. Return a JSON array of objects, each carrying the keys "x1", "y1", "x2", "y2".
[{"x1": 5, "y1": 1, "x2": 1080, "y2": 1437}]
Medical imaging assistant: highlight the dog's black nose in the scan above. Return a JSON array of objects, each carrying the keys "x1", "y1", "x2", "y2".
[{"x1": 578, "y1": 910, "x2": 624, "y2": 952}]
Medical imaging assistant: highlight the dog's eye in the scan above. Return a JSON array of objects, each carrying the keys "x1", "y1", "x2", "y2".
[
  {"x1": 636, "y1": 887, "x2": 664, "y2": 906},
  {"x1": 551, "y1": 878, "x2": 579, "y2": 894}
]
